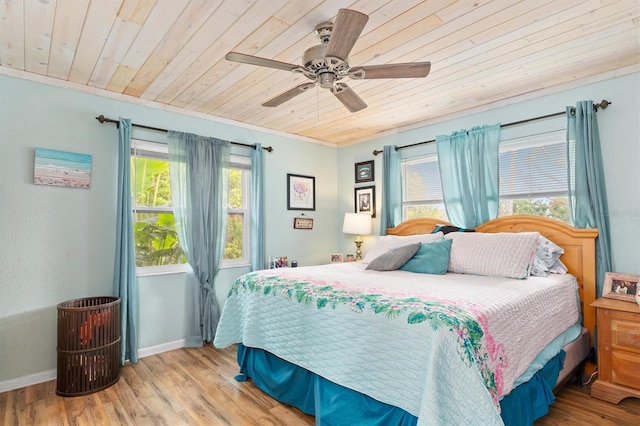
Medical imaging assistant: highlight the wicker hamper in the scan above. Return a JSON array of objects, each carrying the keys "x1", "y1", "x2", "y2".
[{"x1": 56, "y1": 296, "x2": 121, "y2": 396}]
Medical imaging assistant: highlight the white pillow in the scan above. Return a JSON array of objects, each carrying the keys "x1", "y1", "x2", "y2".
[
  {"x1": 445, "y1": 232, "x2": 540, "y2": 279},
  {"x1": 530, "y1": 235, "x2": 565, "y2": 277},
  {"x1": 362, "y1": 232, "x2": 444, "y2": 264}
]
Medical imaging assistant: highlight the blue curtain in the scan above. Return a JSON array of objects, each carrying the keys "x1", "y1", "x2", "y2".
[
  {"x1": 251, "y1": 144, "x2": 265, "y2": 271},
  {"x1": 567, "y1": 101, "x2": 612, "y2": 297},
  {"x1": 436, "y1": 124, "x2": 501, "y2": 228},
  {"x1": 168, "y1": 131, "x2": 230, "y2": 345},
  {"x1": 113, "y1": 117, "x2": 138, "y2": 365},
  {"x1": 380, "y1": 146, "x2": 402, "y2": 235}
]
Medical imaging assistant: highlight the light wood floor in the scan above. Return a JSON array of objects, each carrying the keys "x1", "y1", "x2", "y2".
[{"x1": 1, "y1": 345, "x2": 639, "y2": 425}]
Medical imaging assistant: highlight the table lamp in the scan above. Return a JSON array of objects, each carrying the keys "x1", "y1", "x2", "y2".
[{"x1": 342, "y1": 213, "x2": 372, "y2": 261}]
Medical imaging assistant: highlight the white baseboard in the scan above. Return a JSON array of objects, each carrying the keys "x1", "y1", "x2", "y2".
[{"x1": 0, "y1": 339, "x2": 187, "y2": 393}]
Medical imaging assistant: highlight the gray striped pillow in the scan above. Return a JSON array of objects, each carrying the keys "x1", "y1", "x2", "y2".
[{"x1": 365, "y1": 243, "x2": 421, "y2": 271}]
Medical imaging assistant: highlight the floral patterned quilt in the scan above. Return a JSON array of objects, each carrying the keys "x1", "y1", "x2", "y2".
[{"x1": 214, "y1": 263, "x2": 580, "y2": 425}]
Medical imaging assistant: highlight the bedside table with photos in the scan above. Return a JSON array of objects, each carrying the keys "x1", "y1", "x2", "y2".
[{"x1": 590, "y1": 296, "x2": 640, "y2": 404}]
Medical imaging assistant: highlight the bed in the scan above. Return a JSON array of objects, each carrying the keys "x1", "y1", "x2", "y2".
[{"x1": 213, "y1": 216, "x2": 597, "y2": 425}]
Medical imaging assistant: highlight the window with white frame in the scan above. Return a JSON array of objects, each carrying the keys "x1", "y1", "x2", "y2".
[
  {"x1": 131, "y1": 140, "x2": 251, "y2": 275},
  {"x1": 401, "y1": 130, "x2": 570, "y2": 223},
  {"x1": 498, "y1": 131, "x2": 570, "y2": 223},
  {"x1": 401, "y1": 155, "x2": 448, "y2": 220}
]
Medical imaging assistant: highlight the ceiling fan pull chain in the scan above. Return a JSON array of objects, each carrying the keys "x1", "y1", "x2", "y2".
[{"x1": 316, "y1": 83, "x2": 320, "y2": 127}]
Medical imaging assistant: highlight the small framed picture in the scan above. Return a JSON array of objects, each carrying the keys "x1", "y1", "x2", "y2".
[
  {"x1": 355, "y1": 160, "x2": 374, "y2": 183},
  {"x1": 287, "y1": 174, "x2": 315, "y2": 211},
  {"x1": 355, "y1": 185, "x2": 376, "y2": 218},
  {"x1": 602, "y1": 272, "x2": 639, "y2": 303},
  {"x1": 330, "y1": 253, "x2": 344, "y2": 263},
  {"x1": 293, "y1": 217, "x2": 313, "y2": 230}
]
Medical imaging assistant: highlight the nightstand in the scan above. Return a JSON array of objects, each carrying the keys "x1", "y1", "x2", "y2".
[{"x1": 590, "y1": 297, "x2": 640, "y2": 404}]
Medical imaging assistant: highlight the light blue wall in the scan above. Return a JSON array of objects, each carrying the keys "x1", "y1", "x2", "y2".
[
  {"x1": 2, "y1": 71, "x2": 638, "y2": 387},
  {"x1": 0, "y1": 74, "x2": 338, "y2": 384},
  {"x1": 338, "y1": 72, "x2": 640, "y2": 276}
]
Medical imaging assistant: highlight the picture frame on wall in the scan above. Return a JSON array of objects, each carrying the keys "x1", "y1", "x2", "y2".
[
  {"x1": 355, "y1": 160, "x2": 374, "y2": 183},
  {"x1": 293, "y1": 217, "x2": 314, "y2": 230},
  {"x1": 287, "y1": 173, "x2": 315, "y2": 211},
  {"x1": 602, "y1": 272, "x2": 640, "y2": 303},
  {"x1": 354, "y1": 185, "x2": 376, "y2": 218}
]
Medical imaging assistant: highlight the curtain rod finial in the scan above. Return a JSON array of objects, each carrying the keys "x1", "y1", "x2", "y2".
[
  {"x1": 96, "y1": 115, "x2": 106, "y2": 123},
  {"x1": 373, "y1": 149, "x2": 382, "y2": 156}
]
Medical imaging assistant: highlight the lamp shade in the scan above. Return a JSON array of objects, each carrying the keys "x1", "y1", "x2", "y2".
[{"x1": 342, "y1": 213, "x2": 372, "y2": 235}]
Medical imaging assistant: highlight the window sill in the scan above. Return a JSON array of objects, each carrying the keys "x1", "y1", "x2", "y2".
[{"x1": 136, "y1": 262, "x2": 251, "y2": 277}]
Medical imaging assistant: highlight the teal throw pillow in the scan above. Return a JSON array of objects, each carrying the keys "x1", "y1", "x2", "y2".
[{"x1": 400, "y1": 239, "x2": 452, "y2": 275}]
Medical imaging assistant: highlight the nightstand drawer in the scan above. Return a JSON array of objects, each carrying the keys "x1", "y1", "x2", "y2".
[
  {"x1": 611, "y1": 318, "x2": 640, "y2": 354},
  {"x1": 611, "y1": 350, "x2": 640, "y2": 389}
]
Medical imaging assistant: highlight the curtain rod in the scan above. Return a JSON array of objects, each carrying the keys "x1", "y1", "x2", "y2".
[
  {"x1": 95, "y1": 115, "x2": 274, "y2": 152},
  {"x1": 372, "y1": 99, "x2": 611, "y2": 156}
]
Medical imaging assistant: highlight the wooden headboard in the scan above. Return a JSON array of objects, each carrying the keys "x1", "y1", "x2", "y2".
[{"x1": 388, "y1": 216, "x2": 598, "y2": 346}]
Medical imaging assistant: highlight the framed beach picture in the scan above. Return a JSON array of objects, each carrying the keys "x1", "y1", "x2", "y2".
[
  {"x1": 287, "y1": 173, "x2": 315, "y2": 211},
  {"x1": 354, "y1": 185, "x2": 376, "y2": 217},
  {"x1": 355, "y1": 160, "x2": 374, "y2": 183},
  {"x1": 34, "y1": 148, "x2": 92, "y2": 189},
  {"x1": 602, "y1": 272, "x2": 640, "y2": 303}
]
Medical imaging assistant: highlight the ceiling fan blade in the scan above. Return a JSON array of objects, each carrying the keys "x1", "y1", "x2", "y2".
[
  {"x1": 325, "y1": 9, "x2": 369, "y2": 60},
  {"x1": 331, "y1": 83, "x2": 367, "y2": 113},
  {"x1": 225, "y1": 52, "x2": 299, "y2": 72},
  {"x1": 349, "y1": 62, "x2": 431, "y2": 79},
  {"x1": 262, "y1": 83, "x2": 315, "y2": 107}
]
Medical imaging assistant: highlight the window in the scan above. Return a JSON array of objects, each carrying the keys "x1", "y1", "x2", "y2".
[
  {"x1": 498, "y1": 131, "x2": 570, "y2": 223},
  {"x1": 131, "y1": 140, "x2": 250, "y2": 274},
  {"x1": 401, "y1": 155, "x2": 447, "y2": 220},
  {"x1": 401, "y1": 130, "x2": 570, "y2": 223}
]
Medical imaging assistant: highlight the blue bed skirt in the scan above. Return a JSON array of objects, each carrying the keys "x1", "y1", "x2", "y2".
[{"x1": 237, "y1": 344, "x2": 565, "y2": 426}]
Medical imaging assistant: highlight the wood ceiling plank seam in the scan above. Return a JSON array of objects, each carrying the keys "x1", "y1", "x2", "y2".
[
  {"x1": 68, "y1": 0, "x2": 123, "y2": 85},
  {"x1": 24, "y1": 0, "x2": 57, "y2": 75},
  {"x1": 151, "y1": 3, "x2": 324, "y2": 109},
  {"x1": 88, "y1": 14, "x2": 147, "y2": 89},
  {"x1": 106, "y1": 0, "x2": 191, "y2": 93},
  {"x1": 47, "y1": 0, "x2": 91, "y2": 80},
  {"x1": 480, "y1": 0, "x2": 626, "y2": 60},
  {"x1": 122, "y1": 0, "x2": 225, "y2": 97},
  {"x1": 140, "y1": 0, "x2": 263, "y2": 102},
  {"x1": 351, "y1": 0, "x2": 560, "y2": 69},
  {"x1": 153, "y1": 0, "x2": 289, "y2": 105},
  {"x1": 117, "y1": 0, "x2": 157, "y2": 25},
  {"x1": 347, "y1": 0, "x2": 454, "y2": 64},
  {"x1": 276, "y1": 4, "x2": 640, "y2": 135},
  {"x1": 0, "y1": 0, "x2": 25, "y2": 69}
]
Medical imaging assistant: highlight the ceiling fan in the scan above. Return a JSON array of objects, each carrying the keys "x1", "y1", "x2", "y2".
[{"x1": 225, "y1": 9, "x2": 431, "y2": 113}]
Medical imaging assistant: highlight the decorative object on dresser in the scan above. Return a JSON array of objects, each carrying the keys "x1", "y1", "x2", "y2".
[
  {"x1": 342, "y1": 212, "x2": 372, "y2": 261},
  {"x1": 602, "y1": 272, "x2": 640, "y2": 304},
  {"x1": 354, "y1": 160, "x2": 374, "y2": 183},
  {"x1": 590, "y1": 297, "x2": 640, "y2": 404}
]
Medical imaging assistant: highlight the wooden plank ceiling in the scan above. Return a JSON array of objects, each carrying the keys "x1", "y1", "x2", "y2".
[{"x1": 1, "y1": 0, "x2": 638, "y2": 146}]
